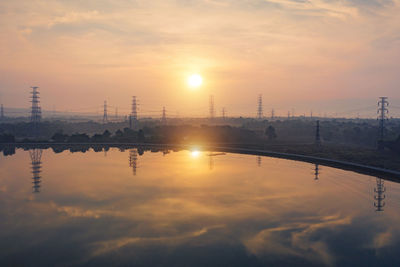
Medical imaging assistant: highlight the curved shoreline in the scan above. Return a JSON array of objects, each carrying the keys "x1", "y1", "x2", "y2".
[
  {"x1": 3, "y1": 142, "x2": 400, "y2": 182},
  {"x1": 209, "y1": 146, "x2": 400, "y2": 182}
]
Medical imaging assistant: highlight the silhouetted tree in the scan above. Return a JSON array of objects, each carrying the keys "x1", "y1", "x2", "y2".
[
  {"x1": 265, "y1": 126, "x2": 277, "y2": 140},
  {"x1": 91, "y1": 134, "x2": 104, "y2": 143},
  {"x1": 102, "y1": 130, "x2": 111, "y2": 139},
  {"x1": 138, "y1": 129, "x2": 145, "y2": 142},
  {"x1": 0, "y1": 134, "x2": 15, "y2": 143},
  {"x1": 123, "y1": 128, "x2": 135, "y2": 137},
  {"x1": 68, "y1": 133, "x2": 90, "y2": 143},
  {"x1": 115, "y1": 129, "x2": 123, "y2": 138},
  {"x1": 51, "y1": 132, "x2": 68, "y2": 143}
]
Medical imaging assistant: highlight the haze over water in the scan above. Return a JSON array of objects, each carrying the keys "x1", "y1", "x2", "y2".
[{"x1": 1, "y1": 148, "x2": 400, "y2": 266}]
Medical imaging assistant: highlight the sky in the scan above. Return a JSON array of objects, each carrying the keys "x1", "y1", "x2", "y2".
[{"x1": 0, "y1": 0, "x2": 400, "y2": 117}]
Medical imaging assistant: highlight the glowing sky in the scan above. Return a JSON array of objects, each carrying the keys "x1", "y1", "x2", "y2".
[{"x1": 0, "y1": 0, "x2": 399, "y2": 117}]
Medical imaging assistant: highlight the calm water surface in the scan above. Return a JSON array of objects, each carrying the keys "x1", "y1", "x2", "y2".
[{"x1": 1, "y1": 148, "x2": 400, "y2": 266}]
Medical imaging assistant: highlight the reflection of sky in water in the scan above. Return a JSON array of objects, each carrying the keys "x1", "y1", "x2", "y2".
[{"x1": 1, "y1": 148, "x2": 400, "y2": 266}]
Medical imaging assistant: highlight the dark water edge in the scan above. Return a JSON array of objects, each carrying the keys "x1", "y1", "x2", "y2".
[{"x1": 1, "y1": 143, "x2": 399, "y2": 182}]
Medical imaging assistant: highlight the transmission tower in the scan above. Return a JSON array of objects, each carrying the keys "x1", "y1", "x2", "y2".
[
  {"x1": 315, "y1": 120, "x2": 321, "y2": 146},
  {"x1": 161, "y1": 106, "x2": 167, "y2": 124},
  {"x1": 209, "y1": 95, "x2": 215, "y2": 120},
  {"x1": 222, "y1": 107, "x2": 226, "y2": 120},
  {"x1": 30, "y1": 86, "x2": 41, "y2": 137},
  {"x1": 0, "y1": 104, "x2": 4, "y2": 120},
  {"x1": 30, "y1": 86, "x2": 41, "y2": 123},
  {"x1": 271, "y1": 108, "x2": 275, "y2": 120},
  {"x1": 129, "y1": 148, "x2": 138, "y2": 176},
  {"x1": 257, "y1": 94, "x2": 263, "y2": 119},
  {"x1": 30, "y1": 149, "x2": 43, "y2": 193},
  {"x1": 374, "y1": 177, "x2": 385, "y2": 212},
  {"x1": 257, "y1": 156, "x2": 261, "y2": 167},
  {"x1": 130, "y1": 96, "x2": 138, "y2": 129},
  {"x1": 377, "y1": 97, "x2": 389, "y2": 150},
  {"x1": 103, "y1": 100, "x2": 108, "y2": 123}
]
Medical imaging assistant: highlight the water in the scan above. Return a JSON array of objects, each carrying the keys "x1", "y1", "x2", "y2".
[{"x1": 1, "y1": 147, "x2": 400, "y2": 266}]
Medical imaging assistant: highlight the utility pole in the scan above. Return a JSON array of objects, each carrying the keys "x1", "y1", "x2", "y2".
[
  {"x1": 310, "y1": 110, "x2": 313, "y2": 119},
  {"x1": 130, "y1": 96, "x2": 138, "y2": 129},
  {"x1": 377, "y1": 97, "x2": 389, "y2": 150},
  {"x1": 257, "y1": 94, "x2": 263, "y2": 120},
  {"x1": 315, "y1": 120, "x2": 321, "y2": 147},
  {"x1": 374, "y1": 177, "x2": 385, "y2": 211},
  {"x1": 209, "y1": 95, "x2": 215, "y2": 120},
  {"x1": 161, "y1": 106, "x2": 167, "y2": 124},
  {"x1": 271, "y1": 108, "x2": 275, "y2": 120},
  {"x1": 103, "y1": 100, "x2": 108, "y2": 123}
]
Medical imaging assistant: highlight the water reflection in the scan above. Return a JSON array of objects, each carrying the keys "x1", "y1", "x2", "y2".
[
  {"x1": 1, "y1": 148, "x2": 400, "y2": 266},
  {"x1": 29, "y1": 149, "x2": 43, "y2": 193},
  {"x1": 314, "y1": 164, "x2": 320, "y2": 181},
  {"x1": 129, "y1": 148, "x2": 138, "y2": 176},
  {"x1": 375, "y1": 178, "x2": 386, "y2": 212},
  {"x1": 257, "y1": 156, "x2": 261, "y2": 167},
  {"x1": 209, "y1": 153, "x2": 214, "y2": 170}
]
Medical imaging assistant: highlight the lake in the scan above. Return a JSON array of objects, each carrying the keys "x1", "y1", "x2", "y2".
[{"x1": 0, "y1": 147, "x2": 400, "y2": 266}]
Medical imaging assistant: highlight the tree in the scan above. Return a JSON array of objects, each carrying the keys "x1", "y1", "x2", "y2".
[
  {"x1": 265, "y1": 125, "x2": 277, "y2": 140},
  {"x1": 0, "y1": 133, "x2": 15, "y2": 143},
  {"x1": 51, "y1": 132, "x2": 68, "y2": 143},
  {"x1": 91, "y1": 134, "x2": 104, "y2": 143},
  {"x1": 138, "y1": 129, "x2": 145, "y2": 142},
  {"x1": 115, "y1": 129, "x2": 123, "y2": 138},
  {"x1": 68, "y1": 133, "x2": 90, "y2": 143},
  {"x1": 102, "y1": 130, "x2": 111, "y2": 139},
  {"x1": 123, "y1": 127, "x2": 135, "y2": 137}
]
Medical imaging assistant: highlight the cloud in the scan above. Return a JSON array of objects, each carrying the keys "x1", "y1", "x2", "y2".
[
  {"x1": 244, "y1": 214, "x2": 352, "y2": 266},
  {"x1": 0, "y1": 0, "x2": 400, "y2": 112},
  {"x1": 48, "y1": 10, "x2": 101, "y2": 28}
]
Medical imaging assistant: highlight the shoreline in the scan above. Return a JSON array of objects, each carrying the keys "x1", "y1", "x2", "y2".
[{"x1": 2, "y1": 142, "x2": 400, "y2": 181}]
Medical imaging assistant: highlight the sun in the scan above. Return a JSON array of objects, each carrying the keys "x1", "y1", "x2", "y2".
[
  {"x1": 187, "y1": 74, "x2": 203, "y2": 88},
  {"x1": 190, "y1": 150, "x2": 200, "y2": 158}
]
